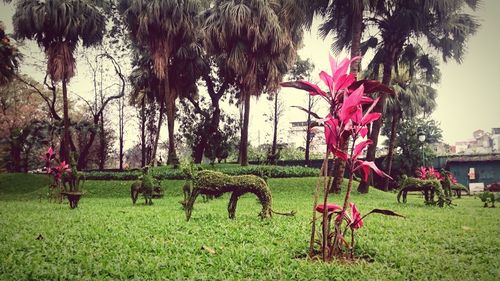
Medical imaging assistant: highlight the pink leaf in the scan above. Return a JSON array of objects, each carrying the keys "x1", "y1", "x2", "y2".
[
  {"x1": 319, "y1": 71, "x2": 334, "y2": 92},
  {"x1": 349, "y1": 79, "x2": 395, "y2": 96},
  {"x1": 359, "y1": 126, "x2": 368, "y2": 138},
  {"x1": 416, "y1": 166, "x2": 428, "y2": 179},
  {"x1": 360, "y1": 112, "x2": 381, "y2": 125},
  {"x1": 334, "y1": 73, "x2": 356, "y2": 92},
  {"x1": 353, "y1": 140, "x2": 373, "y2": 159},
  {"x1": 328, "y1": 54, "x2": 338, "y2": 76},
  {"x1": 354, "y1": 161, "x2": 392, "y2": 181},
  {"x1": 323, "y1": 116, "x2": 339, "y2": 149},
  {"x1": 339, "y1": 85, "x2": 364, "y2": 123},
  {"x1": 315, "y1": 203, "x2": 342, "y2": 213},
  {"x1": 334, "y1": 149, "x2": 349, "y2": 161},
  {"x1": 281, "y1": 81, "x2": 328, "y2": 98},
  {"x1": 333, "y1": 58, "x2": 350, "y2": 81},
  {"x1": 349, "y1": 202, "x2": 363, "y2": 229}
]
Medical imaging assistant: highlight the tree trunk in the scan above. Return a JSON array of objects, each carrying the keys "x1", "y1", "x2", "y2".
[
  {"x1": 357, "y1": 45, "x2": 395, "y2": 193},
  {"x1": 304, "y1": 95, "x2": 312, "y2": 167},
  {"x1": 10, "y1": 141, "x2": 22, "y2": 172},
  {"x1": 271, "y1": 93, "x2": 279, "y2": 165},
  {"x1": 331, "y1": 6, "x2": 363, "y2": 193},
  {"x1": 237, "y1": 104, "x2": 244, "y2": 164},
  {"x1": 140, "y1": 96, "x2": 146, "y2": 168},
  {"x1": 118, "y1": 96, "x2": 124, "y2": 171},
  {"x1": 383, "y1": 110, "x2": 399, "y2": 191},
  {"x1": 193, "y1": 106, "x2": 221, "y2": 164},
  {"x1": 150, "y1": 88, "x2": 165, "y2": 167},
  {"x1": 166, "y1": 85, "x2": 179, "y2": 166},
  {"x1": 239, "y1": 92, "x2": 251, "y2": 166},
  {"x1": 77, "y1": 129, "x2": 96, "y2": 170},
  {"x1": 98, "y1": 110, "x2": 105, "y2": 170},
  {"x1": 62, "y1": 78, "x2": 71, "y2": 164},
  {"x1": 23, "y1": 145, "x2": 32, "y2": 172}
]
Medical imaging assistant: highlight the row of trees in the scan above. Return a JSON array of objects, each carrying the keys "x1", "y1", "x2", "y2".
[
  {"x1": 1, "y1": 0, "x2": 480, "y2": 193},
  {"x1": 317, "y1": 0, "x2": 479, "y2": 192}
]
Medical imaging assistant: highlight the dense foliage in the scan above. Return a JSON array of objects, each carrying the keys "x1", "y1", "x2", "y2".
[{"x1": 83, "y1": 164, "x2": 319, "y2": 181}]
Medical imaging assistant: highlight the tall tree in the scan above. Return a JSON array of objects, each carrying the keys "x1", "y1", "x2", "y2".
[
  {"x1": 13, "y1": 0, "x2": 106, "y2": 163},
  {"x1": 182, "y1": 56, "x2": 234, "y2": 164},
  {"x1": 266, "y1": 92, "x2": 285, "y2": 165},
  {"x1": 129, "y1": 51, "x2": 160, "y2": 167},
  {"x1": 287, "y1": 57, "x2": 315, "y2": 166},
  {"x1": 0, "y1": 21, "x2": 21, "y2": 86},
  {"x1": 319, "y1": 0, "x2": 366, "y2": 192},
  {"x1": 354, "y1": 0, "x2": 480, "y2": 192},
  {"x1": 76, "y1": 52, "x2": 125, "y2": 170},
  {"x1": 118, "y1": 0, "x2": 202, "y2": 166},
  {"x1": 203, "y1": 0, "x2": 319, "y2": 166},
  {"x1": 379, "y1": 48, "x2": 440, "y2": 190}
]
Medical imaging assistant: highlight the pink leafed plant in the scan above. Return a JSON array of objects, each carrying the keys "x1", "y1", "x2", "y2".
[
  {"x1": 44, "y1": 147, "x2": 71, "y2": 185},
  {"x1": 416, "y1": 166, "x2": 444, "y2": 181},
  {"x1": 282, "y1": 55, "x2": 403, "y2": 261}
]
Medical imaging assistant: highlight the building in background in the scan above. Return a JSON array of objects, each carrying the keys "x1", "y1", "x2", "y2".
[
  {"x1": 288, "y1": 121, "x2": 325, "y2": 155},
  {"x1": 453, "y1": 128, "x2": 499, "y2": 155}
]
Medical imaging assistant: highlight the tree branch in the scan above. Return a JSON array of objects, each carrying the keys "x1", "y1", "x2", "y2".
[
  {"x1": 15, "y1": 74, "x2": 61, "y2": 121},
  {"x1": 94, "y1": 53, "x2": 126, "y2": 118}
]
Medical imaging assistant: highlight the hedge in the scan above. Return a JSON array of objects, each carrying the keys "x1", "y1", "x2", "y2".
[{"x1": 83, "y1": 165, "x2": 319, "y2": 181}]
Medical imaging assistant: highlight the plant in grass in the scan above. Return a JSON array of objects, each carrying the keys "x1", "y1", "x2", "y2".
[
  {"x1": 131, "y1": 166, "x2": 162, "y2": 205},
  {"x1": 282, "y1": 55, "x2": 402, "y2": 261},
  {"x1": 44, "y1": 146, "x2": 70, "y2": 203},
  {"x1": 477, "y1": 192, "x2": 498, "y2": 208},
  {"x1": 418, "y1": 166, "x2": 454, "y2": 207}
]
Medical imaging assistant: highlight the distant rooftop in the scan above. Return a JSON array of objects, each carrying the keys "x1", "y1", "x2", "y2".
[{"x1": 445, "y1": 153, "x2": 500, "y2": 164}]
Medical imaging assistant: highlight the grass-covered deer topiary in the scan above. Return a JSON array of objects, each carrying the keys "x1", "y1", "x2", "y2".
[
  {"x1": 183, "y1": 170, "x2": 294, "y2": 221},
  {"x1": 131, "y1": 166, "x2": 162, "y2": 205}
]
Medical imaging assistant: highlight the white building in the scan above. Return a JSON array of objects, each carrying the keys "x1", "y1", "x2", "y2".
[{"x1": 288, "y1": 121, "x2": 326, "y2": 154}]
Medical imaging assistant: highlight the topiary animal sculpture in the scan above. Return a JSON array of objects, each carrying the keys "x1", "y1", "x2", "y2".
[
  {"x1": 131, "y1": 166, "x2": 158, "y2": 205},
  {"x1": 397, "y1": 176, "x2": 443, "y2": 205},
  {"x1": 184, "y1": 170, "x2": 294, "y2": 221}
]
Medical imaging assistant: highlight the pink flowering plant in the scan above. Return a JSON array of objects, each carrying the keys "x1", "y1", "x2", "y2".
[
  {"x1": 44, "y1": 147, "x2": 71, "y2": 190},
  {"x1": 417, "y1": 166, "x2": 458, "y2": 206},
  {"x1": 282, "y1": 55, "x2": 404, "y2": 261}
]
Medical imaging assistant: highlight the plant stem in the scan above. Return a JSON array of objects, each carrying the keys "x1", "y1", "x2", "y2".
[
  {"x1": 309, "y1": 157, "x2": 328, "y2": 258},
  {"x1": 321, "y1": 154, "x2": 330, "y2": 261},
  {"x1": 333, "y1": 138, "x2": 356, "y2": 256},
  {"x1": 350, "y1": 229, "x2": 355, "y2": 259}
]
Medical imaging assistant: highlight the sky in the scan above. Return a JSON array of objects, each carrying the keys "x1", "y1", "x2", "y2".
[{"x1": 1, "y1": 0, "x2": 499, "y2": 153}]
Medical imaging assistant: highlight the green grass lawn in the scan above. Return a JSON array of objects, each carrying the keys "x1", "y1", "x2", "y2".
[{"x1": 0, "y1": 173, "x2": 499, "y2": 280}]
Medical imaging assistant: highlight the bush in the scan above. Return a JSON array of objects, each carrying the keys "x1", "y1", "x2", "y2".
[{"x1": 83, "y1": 164, "x2": 319, "y2": 181}]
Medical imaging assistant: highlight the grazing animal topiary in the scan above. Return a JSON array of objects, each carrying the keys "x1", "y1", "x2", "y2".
[
  {"x1": 397, "y1": 176, "x2": 443, "y2": 205},
  {"x1": 184, "y1": 170, "x2": 293, "y2": 220},
  {"x1": 131, "y1": 166, "x2": 162, "y2": 205}
]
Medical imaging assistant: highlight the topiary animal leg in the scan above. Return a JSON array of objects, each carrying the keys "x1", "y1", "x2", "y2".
[
  {"x1": 185, "y1": 189, "x2": 200, "y2": 221},
  {"x1": 258, "y1": 193, "x2": 272, "y2": 219},
  {"x1": 228, "y1": 191, "x2": 242, "y2": 219},
  {"x1": 131, "y1": 188, "x2": 136, "y2": 204}
]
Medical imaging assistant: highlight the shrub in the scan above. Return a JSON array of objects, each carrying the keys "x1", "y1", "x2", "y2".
[{"x1": 83, "y1": 165, "x2": 318, "y2": 181}]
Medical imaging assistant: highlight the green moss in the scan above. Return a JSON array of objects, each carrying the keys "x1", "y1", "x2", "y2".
[
  {"x1": 400, "y1": 176, "x2": 441, "y2": 190},
  {"x1": 186, "y1": 170, "x2": 272, "y2": 220},
  {"x1": 398, "y1": 176, "x2": 451, "y2": 206}
]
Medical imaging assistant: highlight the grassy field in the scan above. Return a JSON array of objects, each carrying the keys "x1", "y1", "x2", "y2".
[{"x1": 0, "y1": 173, "x2": 499, "y2": 280}]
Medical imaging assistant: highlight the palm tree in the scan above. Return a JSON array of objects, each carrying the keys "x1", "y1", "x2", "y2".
[
  {"x1": 129, "y1": 50, "x2": 161, "y2": 167},
  {"x1": 118, "y1": 0, "x2": 202, "y2": 166},
  {"x1": 355, "y1": 0, "x2": 480, "y2": 193},
  {"x1": 319, "y1": 0, "x2": 366, "y2": 193},
  {"x1": 374, "y1": 47, "x2": 441, "y2": 190},
  {"x1": 203, "y1": 0, "x2": 321, "y2": 166},
  {"x1": 13, "y1": 0, "x2": 106, "y2": 163},
  {"x1": 0, "y1": 21, "x2": 21, "y2": 86}
]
